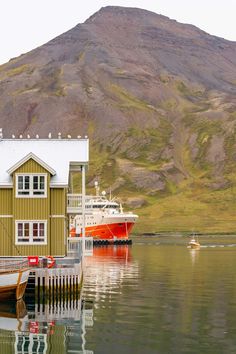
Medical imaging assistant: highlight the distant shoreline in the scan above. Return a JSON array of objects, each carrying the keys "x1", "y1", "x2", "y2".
[{"x1": 131, "y1": 232, "x2": 236, "y2": 237}]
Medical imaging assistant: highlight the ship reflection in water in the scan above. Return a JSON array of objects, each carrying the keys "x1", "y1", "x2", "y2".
[
  {"x1": 84, "y1": 245, "x2": 139, "y2": 304},
  {"x1": 0, "y1": 295, "x2": 93, "y2": 354}
]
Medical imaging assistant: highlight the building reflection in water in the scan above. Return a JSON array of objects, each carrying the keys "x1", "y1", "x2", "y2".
[
  {"x1": 0, "y1": 245, "x2": 138, "y2": 354},
  {"x1": 0, "y1": 293, "x2": 93, "y2": 354}
]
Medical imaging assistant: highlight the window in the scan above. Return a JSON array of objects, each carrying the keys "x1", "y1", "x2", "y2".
[
  {"x1": 16, "y1": 174, "x2": 47, "y2": 197},
  {"x1": 17, "y1": 175, "x2": 30, "y2": 195},
  {"x1": 16, "y1": 221, "x2": 47, "y2": 244},
  {"x1": 33, "y1": 176, "x2": 45, "y2": 195}
]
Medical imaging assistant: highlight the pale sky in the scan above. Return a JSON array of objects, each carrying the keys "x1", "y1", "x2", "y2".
[{"x1": 0, "y1": 0, "x2": 235, "y2": 65}]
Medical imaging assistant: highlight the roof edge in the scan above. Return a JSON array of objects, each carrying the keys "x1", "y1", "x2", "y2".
[
  {"x1": 7, "y1": 152, "x2": 56, "y2": 176},
  {"x1": 0, "y1": 184, "x2": 13, "y2": 188}
]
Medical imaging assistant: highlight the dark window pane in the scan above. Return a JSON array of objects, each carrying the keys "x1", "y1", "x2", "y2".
[
  {"x1": 19, "y1": 190, "x2": 30, "y2": 195},
  {"x1": 18, "y1": 223, "x2": 23, "y2": 237},
  {"x1": 33, "y1": 223, "x2": 38, "y2": 237},
  {"x1": 24, "y1": 223, "x2": 30, "y2": 237},
  {"x1": 39, "y1": 223, "x2": 45, "y2": 237},
  {"x1": 33, "y1": 191, "x2": 44, "y2": 195},
  {"x1": 24, "y1": 176, "x2": 30, "y2": 189},
  {"x1": 18, "y1": 176, "x2": 23, "y2": 190},
  {"x1": 33, "y1": 176, "x2": 38, "y2": 190},
  {"x1": 40, "y1": 176, "x2": 45, "y2": 190}
]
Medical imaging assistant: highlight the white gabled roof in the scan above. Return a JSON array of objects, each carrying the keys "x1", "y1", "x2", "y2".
[
  {"x1": 0, "y1": 138, "x2": 89, "y2": 187},
  {"x1": 7, "y1": 152, "x2": 57, "y2": 176}
]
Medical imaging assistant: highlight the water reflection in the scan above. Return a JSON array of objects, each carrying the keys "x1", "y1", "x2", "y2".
[
  {"x1": 188, "y1": 249, "x2": 200, "y2": 265},
  {"x1": 84, "y1": 245, "x2": 139, "y2": 305},
  {"x1": 0, "y1": 246, "x2": 137, "y2": 354},
  {"x1": 83, "y1": 239, "x2": 236, "y2": 354},
  {"x1": 0, "y1": 295, "x2": 93, "y2": 354},
  {"x1": 0, "y1": 299, "x2": 27, "y2": 332},
  {"x1": 3, "y1": 238, "x2": 236, "y2": 354}
]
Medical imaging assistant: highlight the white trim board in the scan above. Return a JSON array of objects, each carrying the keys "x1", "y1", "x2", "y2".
[
  {"x1": 7, "y1": 152, "x2": 56, "y2": 176},
  {"x1": 50, "y1": 215, "x2": 66, "y2": 218}
]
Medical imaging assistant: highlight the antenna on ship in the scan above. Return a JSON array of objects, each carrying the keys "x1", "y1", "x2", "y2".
[
  {"x1": 94, "y1": 181, "x2": 100, "y2": 196},
  {"x1": 109, "y1": 187, "x2": 112, "y2": 201}
]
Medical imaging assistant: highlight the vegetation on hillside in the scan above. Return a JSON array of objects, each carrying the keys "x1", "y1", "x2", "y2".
[{"x1": 1, "y1": 6, "x2": 236, "y2": 233}]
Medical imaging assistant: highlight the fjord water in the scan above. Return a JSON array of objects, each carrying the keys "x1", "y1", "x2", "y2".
[
  {"x1": 1, "y1": 236, "x2": 236, "y2": 354},
  {"x1": 83, "y1": 237, "x2": 236, "y2": 354}
]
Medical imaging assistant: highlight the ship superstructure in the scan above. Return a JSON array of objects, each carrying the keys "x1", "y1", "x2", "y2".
[{"x1": 69, "y1": 183, "x2": 138, "y2": 240}]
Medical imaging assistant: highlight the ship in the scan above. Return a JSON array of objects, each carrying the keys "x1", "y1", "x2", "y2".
[
  {"x1": 69, "y1": 182, "x2": 138, "y2": 241},
  {"x1": 187, "y1": 234, "x2": 201, "y2": 250}
]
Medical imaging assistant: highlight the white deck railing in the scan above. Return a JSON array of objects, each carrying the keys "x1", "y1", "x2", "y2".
[
  {"x1": 67, "y1": 237, "x2": 93, "y2": 258},
  {"x1": 67, "y1": 194, "x2": 82, "y2": 213},
  {"x1": 67, "y1": 193, "x2": 111, "y2": 213}
]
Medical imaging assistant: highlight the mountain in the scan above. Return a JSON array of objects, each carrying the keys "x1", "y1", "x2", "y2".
[{"x1": 1, "y1": 6, "x2": 236, "y2": 234}]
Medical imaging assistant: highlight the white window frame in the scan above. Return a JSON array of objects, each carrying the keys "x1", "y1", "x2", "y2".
[
  {"x1": 16, "y1": 173, "x2": 47, "y2": 198},
  {"x1": 15, "y1": 220, "x2": 47, "y2": 245}
]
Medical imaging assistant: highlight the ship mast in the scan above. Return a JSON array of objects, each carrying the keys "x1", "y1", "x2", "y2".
[{"x1": 95, "y1": 181, "x2": 100, "y2": 196}]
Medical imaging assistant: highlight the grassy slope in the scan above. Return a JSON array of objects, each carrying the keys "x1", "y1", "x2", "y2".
[
  {"x1": 136, "y1": 185, "x2": 236, "y2": 234},
  {"x1": 3, "y1": 58, "x2": 236, "y2": 234},
  {"x1": 74, "y1": 137, "x2": 236, "y2": 235},
  {"x1": 80, "y1": 82, "x2": 236, "y2": 235}
]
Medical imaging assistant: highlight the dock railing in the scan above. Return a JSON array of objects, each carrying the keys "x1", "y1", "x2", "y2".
[
  {"x1": 67, "y1": 237, "x2": 93, "y2": 258},
  {"x1": 67, "y1": 194, "x2": 82, "y2": 213}
]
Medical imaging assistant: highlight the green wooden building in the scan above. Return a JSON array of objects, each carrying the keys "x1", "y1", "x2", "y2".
[{"x1": 0, "y1": 130, "x2": 89, "y2": 257}]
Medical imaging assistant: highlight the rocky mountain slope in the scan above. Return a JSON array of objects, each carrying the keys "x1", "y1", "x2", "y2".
[{"x1": 1, "y1": 6, "x2": 236, "y2": 233}]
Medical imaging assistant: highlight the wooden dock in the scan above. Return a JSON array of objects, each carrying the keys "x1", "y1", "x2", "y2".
[
  {"x1": 25, "y1": 237, "x2": 93, "y2": 301},
  {"x1": 27, "y1": 262, "x2": 83, "y2": 301}
]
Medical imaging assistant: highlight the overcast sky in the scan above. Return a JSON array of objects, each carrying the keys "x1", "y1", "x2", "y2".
[{"x1": 0, "y1": 0, "x2": 235, "y2": 65}]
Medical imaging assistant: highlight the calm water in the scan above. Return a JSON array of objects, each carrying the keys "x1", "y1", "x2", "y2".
[{"x1": 1, "y1": 236, "x2": 236, "y2": 353}]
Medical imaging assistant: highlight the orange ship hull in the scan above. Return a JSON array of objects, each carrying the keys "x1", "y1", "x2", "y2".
[{"x1": 71, "y1": 222, "x2": 135, "y2": 240}]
